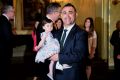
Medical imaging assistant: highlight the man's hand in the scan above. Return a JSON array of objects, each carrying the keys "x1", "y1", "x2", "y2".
[{"x1": 50, "y1": 54, "x2": 59, "y2": 61}]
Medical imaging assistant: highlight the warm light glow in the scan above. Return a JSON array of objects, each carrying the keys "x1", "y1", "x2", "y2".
[
  {"x1": 50, "y1": 0, "x2": 63, "y2": 2},
  {"x1": 50, "y1": 0, "x2": 70, "y2": 3}
]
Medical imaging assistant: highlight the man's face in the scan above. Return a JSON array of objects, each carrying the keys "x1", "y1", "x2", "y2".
[
  {"x1": 61, "y1": 6, "x2": 76, "y2": 26},
  {"x1": 53, "y1": 7, "x2": 61, "y2": 22},
  {"x1": 9, "y1": 8, "x2": 15, "y2": 20}
]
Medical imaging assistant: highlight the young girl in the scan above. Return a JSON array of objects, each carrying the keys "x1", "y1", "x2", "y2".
[{"x1": 34, "y1": 18, "x2": 62, "y2": 80}]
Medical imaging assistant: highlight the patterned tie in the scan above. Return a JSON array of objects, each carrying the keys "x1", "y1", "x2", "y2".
[{"x1": 60, "y1": 29, "x2": 67, "y2": 50}]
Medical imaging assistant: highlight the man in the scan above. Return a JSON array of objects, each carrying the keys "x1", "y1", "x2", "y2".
[
  {"x1": 45, "y1": 2, "x2": 61, "y2": 35},
  {"x1": 110, "y1": 20, "x2": 120, "y2": 80},
  {"x1": 0, "y1": 5, "x2": 15, "y2": 80},
  {"x1": 50, "y1": 3, "x2": 88, "y2": 80},
  {"x1": 33, "y1": 2, "x2": 61, "y2": 80}
]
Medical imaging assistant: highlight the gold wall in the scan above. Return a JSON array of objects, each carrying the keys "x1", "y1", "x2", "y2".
[{"x1": 109, "y1": 0, "x2": 120, "y2": 67}]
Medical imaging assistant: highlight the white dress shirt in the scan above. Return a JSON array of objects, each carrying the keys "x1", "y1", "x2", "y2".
[{"x1": 61, "y1": 23, "x2": 75, "y2": 46}]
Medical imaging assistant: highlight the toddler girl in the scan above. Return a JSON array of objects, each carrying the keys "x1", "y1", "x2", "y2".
[{"x1": 34, "y1": 18, "x2": 62, "y2": 80}]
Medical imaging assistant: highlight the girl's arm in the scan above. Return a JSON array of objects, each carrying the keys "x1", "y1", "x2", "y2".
[
  {"x1": 35, "y1": 33, "x2": 47, "y2": 51},
  {"x1": 38, "y1": 35, "x2": 46, "y2": 48}
]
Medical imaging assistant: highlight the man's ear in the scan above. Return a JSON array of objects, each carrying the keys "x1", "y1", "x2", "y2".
[{"x1": 76, "y1": 13, "x2": 78, "y2": 17}]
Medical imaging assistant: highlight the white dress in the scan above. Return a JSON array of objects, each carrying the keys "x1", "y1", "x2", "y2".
[{"x1": 35, "y1": 32, "x2": 60, "y2": 63}]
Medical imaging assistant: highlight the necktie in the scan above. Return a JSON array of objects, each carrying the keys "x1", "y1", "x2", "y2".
[{"x1": 60, "y1": 29, "x2": 67, "y2": 49}]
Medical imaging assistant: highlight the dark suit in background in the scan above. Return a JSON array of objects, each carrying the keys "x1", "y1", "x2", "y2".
[
  {"x1": 0, "y1": 15, "x2": 14, "y2": 79},
  {"x1": 110, "y1": 29, "x2": 120, "y2": 80},
  {"x1": 0, "y1": 5, "x2": 15, "y2": 80},
  {"x1": 110, "y1": 20, "x2": 120, "y2": 80}
]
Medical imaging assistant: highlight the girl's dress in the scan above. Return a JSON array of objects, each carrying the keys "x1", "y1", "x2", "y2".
[
  {"x1": 35, "y1": 32, "x2": 60, "y2": 63},
  {"x1": 35, "y1": 32, "x2": 63, "y2": 80}
]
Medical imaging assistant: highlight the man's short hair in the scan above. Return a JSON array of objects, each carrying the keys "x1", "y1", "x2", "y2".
[
  {"x1": 46, "y1": 2, "x2": 61, "y2": 14},
  {"x1": 63, "y1": 3, "x2": 76, "y2": 12},
  {"x1": 1, "y1": 5, "x2": 13, "y2": 14}
]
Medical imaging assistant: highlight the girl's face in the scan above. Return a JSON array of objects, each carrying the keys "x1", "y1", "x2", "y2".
[
  {"x1": 85, "y1": 19, "x2": 91, "y2": 29},
  {"x1": 43, "y1": 22, "x2": 53, "y2": 32}
]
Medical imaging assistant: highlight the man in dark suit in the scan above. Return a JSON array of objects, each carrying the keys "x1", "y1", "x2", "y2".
[
  {"x1": 50, "y1": 3, "x2": 88, "y2": 80},
  {"x1": 0, "y1": 5, "x2": 15, "y2": 80},
  {"x1": 110, "y1": 20, "x2": 120, "y2": 80}
]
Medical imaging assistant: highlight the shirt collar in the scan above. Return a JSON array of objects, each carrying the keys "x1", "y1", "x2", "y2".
[
  {"x1": 46, "y1": 15, "x2": 54, "y2": 22},
  {"x1": 64, "y1": 23, "x2": 75, "y2": 31},
  {"x1": 2, "y1": 14, "x2": 9, "y2": 20}
]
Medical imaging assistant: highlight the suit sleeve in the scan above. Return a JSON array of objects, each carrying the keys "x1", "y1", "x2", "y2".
[
  {"x1": 0, "y1": 21, "x2": 13, "y2": 46},
  {"x1": 110, "y1": 31, "x2": 118, "y2": 46}
]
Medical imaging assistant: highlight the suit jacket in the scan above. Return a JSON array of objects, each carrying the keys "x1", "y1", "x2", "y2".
[
  {"x1": 54, "y1": 24, "x2": 88, "y2": 80},
  {"x1": 110, "y1": 29, "x2": 120, "y2": 57},
  {"x1": 0, "y1": 15, "x2": 13, "y2": 61}
]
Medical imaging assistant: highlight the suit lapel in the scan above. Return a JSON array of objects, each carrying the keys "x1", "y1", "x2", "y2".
[
  {"x1": 63, "y1": 24, "x2": 77, "y2": 49},
  {"x1": 57, "y1": 28, "x2": 63, "y2": 41}
]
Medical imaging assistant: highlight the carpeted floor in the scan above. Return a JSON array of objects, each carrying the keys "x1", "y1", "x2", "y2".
[{"x1": 9, "y1": 57, "x2": 113, "y2": 80}]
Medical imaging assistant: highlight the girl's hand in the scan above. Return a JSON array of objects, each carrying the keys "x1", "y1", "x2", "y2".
[{"x1": 34, "y1": 46, "x2": 39, "y2": 51}]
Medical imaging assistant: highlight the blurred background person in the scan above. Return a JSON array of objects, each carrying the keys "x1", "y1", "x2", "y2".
[
  {"x1": 110, "y1": 20, "x2": 120, "y2": 80},
  {"x1": 84, "y1": 17, "x2": 97, "y2": 80},
  {"x1": 0, "y1": 5, "x2": 15, "y2": 80},
  {"x1": 54, "y1": 18, "x2": 63, "y2": 31}
]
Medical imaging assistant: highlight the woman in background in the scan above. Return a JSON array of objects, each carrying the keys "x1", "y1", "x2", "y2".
[
  {"x1": 84, "y1": 17, "x2": 97, "y2": 80},
  {"x1": 54, "y1": 18, "x2": 63, "y2": 31}
]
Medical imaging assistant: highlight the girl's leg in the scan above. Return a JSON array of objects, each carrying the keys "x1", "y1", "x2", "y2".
[{"x1": 47, "y1": 61, "x2": 54, "y2": 80}]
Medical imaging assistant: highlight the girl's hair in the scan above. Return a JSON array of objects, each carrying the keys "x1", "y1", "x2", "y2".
[
  {"x1": 84, "y1": 17, "x2": 94, "y2": 37},
  {"x1": 41, "y1": 18, "x2": 53, "y2": 27}
]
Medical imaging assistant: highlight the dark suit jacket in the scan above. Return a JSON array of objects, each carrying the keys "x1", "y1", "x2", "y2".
[
  {"x1": 0, "y1": 15, "x2": 13, "y2": 62},
  {"x1": 0, "y1": 15, "x2": 14, "y2": 79},
  {"x1": 54, "y1": 24, "x2": 88, "y2": 80},
  {"x1": 110, "y1": 30, "x2": 120, "y2": 56}
]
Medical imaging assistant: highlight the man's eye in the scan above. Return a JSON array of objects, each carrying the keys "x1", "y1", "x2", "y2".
[{"x1": 61, "y1": 11, "x2": 66, "y2": 14}]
